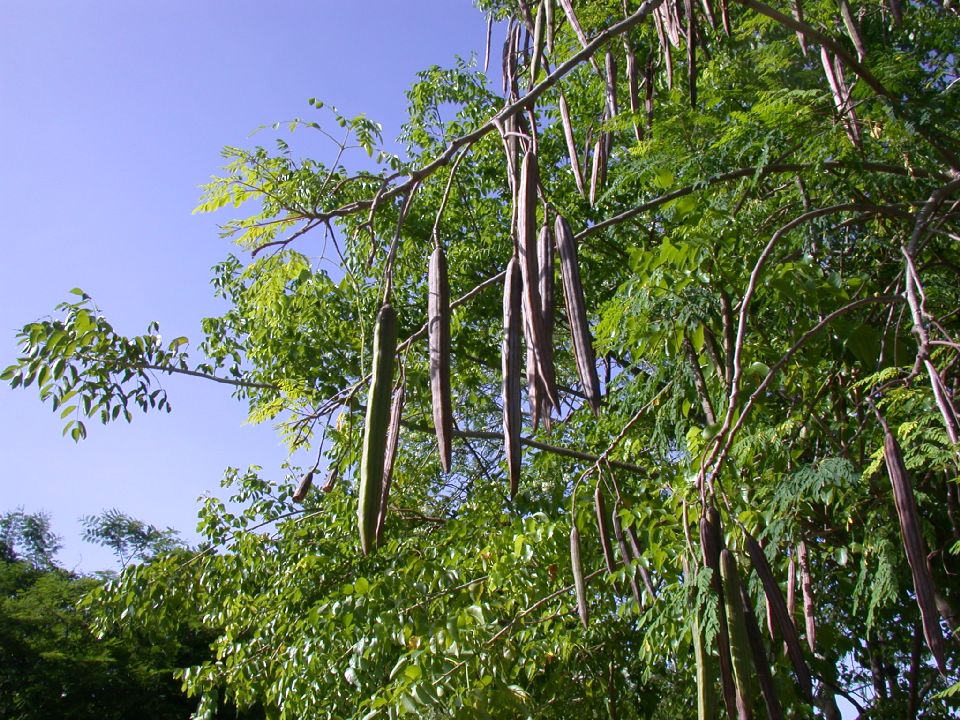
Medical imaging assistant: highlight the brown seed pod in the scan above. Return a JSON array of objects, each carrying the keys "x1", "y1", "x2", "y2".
[
  {"x1": 604, "y1": 51, "x2": 618, "y2": 117},
  {"x1": 700, "y1": 507, "x2": 738, "y2": 720},
  {"x1": 503, "y1": 257, "x2": 523, "y2": 499},
  {"x1": 558, "y1": 91, "x2": 585, "y2": 197},
  {"x1": 882, "y1": 421, "x2": 948, "y2": 673},
  {"x1": 612, "y1": 506, "x2": 643, "y2": 608},
  {"x1": 428, "y1": 246, "x2": 453, "y2": 473},
  {"x1": 644, "y1": 53, "x2": 655, "y2": 132},
  {"x1": 744, "y1": 532, "x2": 813, "y2": 702},
  {"x1": 740, "y1": 580, "x2": 785, "y2": 720},
  {"x1": 594, "y1": 485, "x2": 617, "y2": 575},
  {"x1": 538, "y1": 223, "x2": 556, "y2": 429},
  {"x1": 554, "y1": 215, "x2": 602, "y2": 415},
  {"x1": 571, "y1": 524, "x2": 589, "y2": 627},
  {"x1": 685, "y1": 0, "x2": 698, "y2": 108},
  {"x1": 530, "y1": 0, "x2": 545, "y2": 86},
  {"x1": 797, "y1": 541, "x2": 816, "y2": 653},
  {"x1": 321, "y1": 465, "x2": 339, "y2": 493},
  {"x1": 375, "y1": 382, "x2": 405, "y2": 547},
  {"x1": 790, "y1": 0, "x2": 807, "y2": 54},
  {"x1": 838, "y1": 0, "x2": 866, "y2": 61},
  {"x1": 518, "y1": 152, "x2": 559, "y2": 411},
  {"x1": 721, "y1": 549, "x2": 755, "y2": 720},
  {"x1": 623, "y1": 36, "x2": 643, "y2": 142},
  {"x1": 292, "y1": 470, "x2": 314, "y2": 503},
  {"x1": 545, "y1": 0, "x2": 554, "y2": 54}
]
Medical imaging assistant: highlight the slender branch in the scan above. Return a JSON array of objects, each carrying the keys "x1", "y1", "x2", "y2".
[{"x1": 137, "y1": 364, "x2": 278, "y2": 391}]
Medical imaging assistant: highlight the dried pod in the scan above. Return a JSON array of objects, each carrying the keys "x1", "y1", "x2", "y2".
[
  {"x1": 882, "y1": 421, "x2": 948, "y2": 673},
  {"x1": 428, "y1": 246, "x2": 453, "y2": 472},
  {"x1": 604, "y1": 51, "x2": 618, "y2": 117},
  {"x1": 545, "y1": 0, "x2": 555, "y2": 53},
  {"x1": 375, "y1": 382, "x2": 405, "y2": 546},
  {"x1": 612, "y1": 507, "x2": 644, "y2": 608},
  {"x1": 555, "y1": 215, "x2": 602, "y2": 414},
  {"x1": 594, "y1": 485, "x2": 617, "y2": 575},
  {"x1": 692, "y1": 589, "x2": 717, "y2": 720},
  {"x1": 791, "y1": 0, "x2": 808, "y2": 54},
  {"x1": 838, "y1": 0, "x2": 866, "y2": 61},
  {"x1": 558, "y1": 91, "x2": 586, "y2": 197},
  {"x1": 700, "y1": 0, "x2": 718, "y2": 30},
  {"x1": 720, "y1": 0, "x2": 731, "y2": 35},
  {"x1": 741, "y1": 581, "x2": 785, "y2": 720},
  {"x1": 518, "y1": 152, "x2": 559, "y2": 410},
  {"x1": 644, "y1": 54, "x2": 655, "y2": 131},
  {"x1": 701, "y1": 507, "x2": 738, "y2": 720},
  {"x1": 538, "y1": 223, "x2": 556, "y2": 429},
  {"x1": 820, "y1": 48, "x2": 861, "y2": 147},
  {"x1": 623, "y1": 37, "x2": 643, "y2": 142},
  {"x1": 292, "y1": 470, "x2": 314, "y2": 503},
  {"x1": 720, "y1": 549, "x2": 755, "y2": 720},
  {"x1": 685, "y1": 0, "x2": 698, "y2": 107},
  {"x1": 571, "y1": 524, "x2": 589, "y2": 627},
  {"x1": 503, "y1": 257, "x2": 523, "y2": 499},
  {"x1": 744, "y1": 533, "x2": 813, "y2": 701},
  {"x1": 530, "y1": 0, "x2": 545, "y2": 86},
  {"x1": 797, "y1": 541, "x2": 816, "y2": 653},
  {"x1": 358, "y1": 303, "x2": 398, "y2": 556},
  {"x1": 321, "y1": 465, "x2": 339, "y2": 493}
]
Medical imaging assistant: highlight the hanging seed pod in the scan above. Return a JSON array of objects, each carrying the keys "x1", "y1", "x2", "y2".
[
  {"x1": 555, "y1": 216, "x2": 602, "y2": 414},
  {"x1": 888, "y1": 0, "x2": 902, "y2": 25},
  {"x1": 612, "y1": 507, "x2": 644, "y2": 608},
  {"x1": 604, "y1": 51, "x2": 618, "y2": 117},
  {"x1": 882, "y1": 421, "x2": 948, "y2": 673},
  {"x1": 428, "y1": 247, "x2": 453, "y2": 473},
  {"x1": 321, "y1": 465, "x2": 339, "y2": 493},
  {"x1": 594, "y1": 485, "x2": 617, "y2": 575},
  {"x1": 545, "y1": 0, "x2": 555, "y2": 53},
  {"x1": 790, "y1": 0, "x2": 808, "y2": 54},
  {"x1": 685, "y1": 0, "x2": 698, "y2": 107},
  {"x1": 623, "y1": 37, "x2": 643, "y2": 142},
  {"x1": 838, "y1": 0, "x2": 866, "y2": 61},
  {"x1": 693, "y1": 591, "x2": 717, "y2": 720},
  {"x1": 820, "y1": 48, "x2": 861, "y2": 147},
  {"x1": 720, "y1": 0, "x2": 731, "y2": 35},
  {"x1": 644, "y1": 54, "x2": 655, "y2": 132},
  {"x1": 571, "y1": 524, "x2": 589, "y2": 627},
  {"x1": 626, "y1": 524, "x2": 658, "y2": 599},
  {"x1": 292, "y1": 470, "x2": 314, "y2": 503},
  {"x1": 701, "y1": 507, "x2": 738, "y2": 720},
  {"x1": 358, "y1": 303, "x2": 398, "y2": 556},
  {"x1": 797, "y1": 541, "x2": 816, "y2": 653},
  {"x1": 518, "y1": 152, "x2": 559, "y2": 410},
  {"x1": 503, "y1": 257, "x2": 523, "y2": 499},
  {"x1": 538, "y1": 223, "x2": 556, "y2": 429},
  {"x1": 530, "y1": 0, "x2": 545, "y2": 86},
  {"x1": 375, "y1": 382, "x2": 405, "y2": 547},
  {"x1": 744, "y1": 533, "x2": 813, "y2": 701},
  {"x1": 527, "y1": 343, "x2": 543, "y2": 431},
  {"x1": 558, "y1": 91, "x2": 586, "y2": 197},
  {"x1": 741, "y1": 581, "x2": 785, "y2": 720},
  {"x1": 700, "y1": 0, "x2": 718, "y2": 30},
  {"x1": 721, "y1": 550, "x2": 755, "y2": 720}
]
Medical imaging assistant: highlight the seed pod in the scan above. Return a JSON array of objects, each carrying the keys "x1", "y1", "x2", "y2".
[
  {"x1": 623, "y1": 36, "x2": 643, "y2": 142},
  {"x1": 838, "y1": 0, "x2": 866, "y2": 61},
  {"x1": 644, "y1": 54, "x2": 655, "y2": 132},
  {"x1": 558, "y1": 91, "x2": 585, "y2": 197},
  {"x1": 292, "y1": 470, "x2": 314, "y2": 503},
  {"x1": 700, "y1": 0, "x2": 718, "y2": 31},
  {"x1": 594, "y1": 485, "x2": 617, "y2": 575},
  {"x1": 720, "y1": 0, "x2": 731, "y2": 35},
  {"x1": 797, "y1": 541, "x2": 816, "y2": 653},
  {"x1": 790, "y1": 0, "x2": 807, "y2": 54},
  {"x1": 604, "y1": 51, "x2": 618, "y2": 117},
  {"x1": 530, "y1": 0, "x2": 545, "y2": 86},
  {"x1": 721, "y1": 549, "x2": 755, "y2": 720},
  {"x1": 358, "y1": 303, "x2": 398, "y2": 556},
  {"x1": 321, "y1": 465, "x2": 339, "y2": 493},
  {"x1": 744, "y1": 533, "x2": 813, "y2": 701},
  {"x1": 518, "y1": 152, "x2": 559, "y2": 411},
  {"x1": 693, "y1": 594, "x2": 717, "y2": 720},
  {"x1": 503, "y1": 257, "x2": 523, "y2": 499},
  {"x1": 545, "y1": 0, "x2": 554, "y2": 54},
  {"x1": 428, "y1": 246, "x2": 453, "y2": 473},
  {"x1": 626, "y1": 524, "x2": 658, "y2": 599},
  {"x1": 883, "y1": 421, "x2": 948, "y2": 673},
  {"x1": 701, "y1": 508, "x2": 738, "y2": 720},
  {"x1": 820, "y1": 48, "x2": 861, "y2": 147},
  {"x1": 741, "y1": 581, "x2": 785, "y2": 720},
  {"x1": 589, "y1": 135, "x2": 604, "y2": 207},
  {"x1": 538, "y1": 223, "x2": 556, "y2": 429},
  {"x1": 571, "y1": 524, "x2": 589, "y2": 627},
  {"x1": 375, "y1": 382, "x2": 405, "y2": 547},
  {"x1": 685, "y1": 0, "x2": 698, "y2": 108},
  {"x1": 612, "y1": 507, "x2": 643, "y2": 608},
  {"x1": 555, "y1": 215, "x2": 602, "y2": 414}
]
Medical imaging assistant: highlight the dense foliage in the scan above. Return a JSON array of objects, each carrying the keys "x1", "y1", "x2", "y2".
[{"x1": 5, "y1": 0, "x2": 959, "y2": 717}]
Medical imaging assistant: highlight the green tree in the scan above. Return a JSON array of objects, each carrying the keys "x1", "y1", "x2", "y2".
[{"x1": 5, "y1": 0, "x2": 960, "y2": 717}]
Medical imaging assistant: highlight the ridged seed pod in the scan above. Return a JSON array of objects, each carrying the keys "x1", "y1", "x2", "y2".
[
  {"x1": 503, "y1": 258, "x2": 523, "y2": 499},
  {"x1": 700, "y1": 507, "x2": 738, "y2": 720},
  {"x1": 538, "y1": 223, "x2": 556, "y2": 427},
  {"x1": 358, "y1": 304, "x2": 398, "y2": 556},
  {"x1": 292, "y1": 470, "x2": 314, "y2": 503},
  {"x1": 594, "y1": 485, "x2": 617, "y2": 575},
  {"x1": 720, "y1": 549, "x2": 755, "y2": 720},
  {"x1": 554, "y1": 215, "x2": 602, "y2": 414},
  {"x1": 375, "y1": 382, "x2": 405, "y2": 547},
  {"x1": 571, "y1": 524, "x2": 589, "y2": 627},
  {"x1": 740, "y1": 582, "x2": 785, "y2": 720},
  {"x1": 428, "y1": 246, "x2": 453, "y2": 472},
  {"x1": 558, "y1": 92, "x2": 585, "y2": 196}
]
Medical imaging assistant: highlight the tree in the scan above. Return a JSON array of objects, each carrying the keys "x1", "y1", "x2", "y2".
[{"x1": 5, "y1": 0, "x2": 960, "y2": 717}]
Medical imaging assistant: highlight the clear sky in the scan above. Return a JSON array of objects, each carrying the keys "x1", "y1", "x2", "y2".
[{"x1": 0, "y1": 1, "x2": 489, "y2": 572}]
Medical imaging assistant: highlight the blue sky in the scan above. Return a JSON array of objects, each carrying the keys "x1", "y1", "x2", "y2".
[{"x1": 0, "y1": 1, "x2": 489, "y2": 571}]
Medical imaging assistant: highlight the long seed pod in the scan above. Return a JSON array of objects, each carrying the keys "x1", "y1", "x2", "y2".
[
  {"x1": 613, "y1": 507, "x2": 644, "y2": 608},
  {"x1": 358, "y1": 303, "x2": 398, "y2": 556},
  {"x1": 741, "y1": 581, "x2": 785, "y2": 720},
  {"x1": 292, "y1": 470, "x2": 314, "y2": 503},
  {"x1": 720, "y1": 0, "x2": 732, "y2": 35},
  {"x1": 571, "y1": 524, "x2": 589, "y2": 627},
  {"x1": 595, "y1": 485, "x2": 617, "y2": 575},
  {"x1": 558, "y1": 91, "x2": 585, "y2": 197},
  {"x1": 503, "y1": 257, "x2": 523, "y2": 499},
  {"x1": 604, "y1": 51, "x2": 618, "y2": 117},
  {"x1": 685, "y1": 0, "x2": 698, "y2": 108},
  {"x1": 555, "y1": 215, "x2": 602, "y2": 414},
  {"x1": 693, "y1": 598, "x2": 717, "y2": 720},
  {"x1": 838, "y1": 0, "x2": 866, "y2": 61},
  {"x1": 721, "y1": 549, "x2": 755, "y2": 720},
  {"x1": 623, "y1": 37, "x2": 643, "y2": 142},
  {"x1": 428, "y1": 247, "x2": 453, "y2": 472},
  {"x1": 700, "y1": 0, "x2": 718, "y2": 30},
  {"x1": 701, "y1": 507, "x2": 738, "y2": 720},
  {"x1": 626, "y1": 525, "x2": 658, "y2": 599},
  {"x1": 644, "y1": 53, "x2": 655, "y2": 132},
  {"x1": 375, "y1": 382, "x2": 405, "y2": 546},
  {"x1": 321, "y1": 465, "x2": 339, "y2": 493},
  {"x1": 530, "y1": 0, "x2": 545, "y2": 86},
  {"x1": 790, "y1": 0, "x2": 807, "y2": 54},
  {"x1": 882, "y1": 419, "x2": 948, "y2": 673},
  {"x1": 797, "y1": 541, "x2": 816, "y2": 653},
  {"x1": 538, "y1": 223, "x2": 556, "y2": 429},
  {"x1": 820, "y1": 48, "x2": 861, "y2": 147},
  {"x1": 518, "y1": 152, "x2": 559, "y2": 410},
  {"x1": 744, "y1": 533, "x2": 813, "y2": 701}
]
